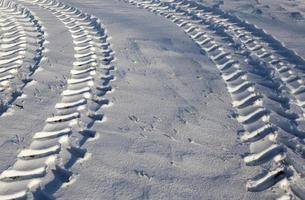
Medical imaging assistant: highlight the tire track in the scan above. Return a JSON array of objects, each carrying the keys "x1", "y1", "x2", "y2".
[
  {"x1": 0, "y1": 0, "x2": 115, "y2": 199},
  {"x1": 0, "y1": 0, "x2": 45, "y2": 116},
  {"x1": 168, "y1": 0, "x2": 305, "y2": 119},
  {"x1": 123, "y1": 0, "x2": 305, "y2": 198}
]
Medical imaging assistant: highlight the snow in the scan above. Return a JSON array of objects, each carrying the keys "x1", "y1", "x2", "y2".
[{"x1": 0, "y1": 0, "x2": 304, "y2": 199}]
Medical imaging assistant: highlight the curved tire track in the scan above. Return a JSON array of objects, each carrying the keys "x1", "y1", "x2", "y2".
[
  {"x1": 123, "y1": 0, "x2": 305, "y2": 198},
  {"x1": 0, "y1": 0, "x2": 115, "y2": 199},
  {"x1": 0, "y1": 0, "x2": 45, "y2": 116}
]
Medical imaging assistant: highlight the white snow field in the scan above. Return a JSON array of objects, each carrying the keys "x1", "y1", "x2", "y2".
[{"x1": 0, "y1": 0, "x2": 304, "y2": 199}]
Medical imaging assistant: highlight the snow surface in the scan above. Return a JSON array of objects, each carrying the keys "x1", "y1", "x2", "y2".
[{"x1": 0, "y1": 0, "x2": 304, "y2": 199}]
